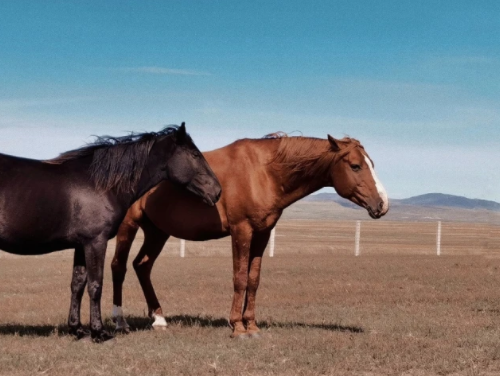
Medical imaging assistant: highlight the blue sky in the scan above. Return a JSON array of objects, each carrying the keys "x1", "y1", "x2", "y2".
[{"x1": 0, "y1": 1, "x2": 499, "y2": 201}]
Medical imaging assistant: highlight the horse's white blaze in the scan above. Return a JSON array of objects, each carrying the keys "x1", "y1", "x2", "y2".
[
  {"x1": 364, "y1": 155, "x2": 389, "y2": 213},
  {"x1": 152, "y1": 313, "x2": 168, "y2": 327}
]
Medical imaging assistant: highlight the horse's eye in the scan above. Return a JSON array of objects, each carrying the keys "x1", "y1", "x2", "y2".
[{"x1": 351, "y1": 164, "x2": 361, "y2": 172}]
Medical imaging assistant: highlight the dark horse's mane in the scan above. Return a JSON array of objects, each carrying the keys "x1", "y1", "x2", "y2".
[{"x1": 44, "y1": 126, "x2": 181, "y2": 193}]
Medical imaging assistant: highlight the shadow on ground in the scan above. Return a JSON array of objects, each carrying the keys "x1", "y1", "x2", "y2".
[
  {"x1": 0, "y1": 314, "x2": 363, "y2": 337},
  {"x1": 0, "y1": 324, "x2": 69, "y2": 337}
]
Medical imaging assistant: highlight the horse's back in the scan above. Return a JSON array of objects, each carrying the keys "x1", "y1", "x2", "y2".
[
  {"x1": 0, "y1": 153, "x2": 72, "y2": 187},
  {"x1": 0, "y1": 154, "x2": 112, "y2": 254}
]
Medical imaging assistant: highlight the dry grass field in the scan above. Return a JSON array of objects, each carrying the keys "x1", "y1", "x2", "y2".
[{"x1": 0, "y1": 219, "x2": 500, "y2": 375}]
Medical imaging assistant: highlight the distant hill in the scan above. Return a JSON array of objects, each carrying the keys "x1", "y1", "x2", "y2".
[
  {"x1": 396, "y1": 193, "x2": 500, "y2": 211},
  {"x1": 303, "y1": 192, "x2": 500, "y2": 212}
]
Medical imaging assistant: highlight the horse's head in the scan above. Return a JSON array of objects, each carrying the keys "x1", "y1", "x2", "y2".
[
  {"x1": 327, "y1": 135, "x2": 389, "y2": 219},
  {"x1": 163, "y1": 123, "x2": 222, "y2": 206}
]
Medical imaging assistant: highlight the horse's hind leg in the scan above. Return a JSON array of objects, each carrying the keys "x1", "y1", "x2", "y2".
[
  {"x1": 84, "y1": 237, "x2": 113, "y2": 343},
  {"x1": 111, "y1": 217, "x2": 140, "y2": 332},
  {"x1": 242, "y1": 230, "x2": 271, "y2": 338},
  {"x1": 132, "y1": 216, "x2": 169, "y2": 330},
  {"x1": 68, "y1": 246, "x2": 89, "y2": 339}
]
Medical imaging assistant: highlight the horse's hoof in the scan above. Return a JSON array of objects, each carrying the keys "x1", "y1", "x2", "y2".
[
  {"x1": 231, "y1": 332, "x2": 249, "y2": 339},
  {"x1": 248, "y1": 332, "x2": 261, "y2": 339},
  {"x1": 113, "y1": 316, "x2": 130, "y2": 334},
  {"x1": 152, "y1": 324, "x2": 167, "y2": 331},
  {"x1": 91, "y1": 330, "x2": 115, "y2": 343},
  {"x1": 70, "y1": 327, "x2": 90, "y2": 340}
]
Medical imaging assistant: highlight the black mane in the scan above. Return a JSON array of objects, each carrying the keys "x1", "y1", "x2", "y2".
[{"x1": 45, "y1": 126, "x2": 181, "y2": 193}]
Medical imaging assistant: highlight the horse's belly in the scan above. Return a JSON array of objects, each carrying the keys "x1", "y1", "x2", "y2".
[
  {"x1": 143, "y1": 180, "x2": 230, "y2": 241},
  {"x1": 0, "y1": 237, "x2": 73, "y2": 255},
  {"x1": 157, "y1": 217, "x2": 229, "y2": 241},
  {"x1": 145, "y1": 206, "x2": 228, "y2": 241}
]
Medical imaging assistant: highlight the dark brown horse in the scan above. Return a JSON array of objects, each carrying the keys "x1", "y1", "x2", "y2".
[
  {"x1": 111, "y1": 134, "x2": 388, "y2": 338},
  {"x1": 0, "y1": 124, "x2": 221, "y2": 342}
]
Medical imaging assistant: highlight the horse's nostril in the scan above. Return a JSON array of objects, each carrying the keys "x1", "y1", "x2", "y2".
[
  {"x1": 378, "y1": 201, "x2": 384, "y2": 211},
  {"x1": 215, "y1": 189, "x2": 222, "y2": 202}
]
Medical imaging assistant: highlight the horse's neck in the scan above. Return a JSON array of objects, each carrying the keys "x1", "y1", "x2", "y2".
[
  {"x1": 275, "y1": 173, "x2": 327, "y2": 210},
  {"x1": 128, "y1": 142, "x2": 172, "y2": 204},
  {"x1": 268, "y1": 139, "x2": 331, "y2": 210}
]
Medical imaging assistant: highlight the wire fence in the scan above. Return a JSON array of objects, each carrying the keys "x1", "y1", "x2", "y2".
[{"x1": 146, "y1": 220, "x2": 500, "y2": 258}]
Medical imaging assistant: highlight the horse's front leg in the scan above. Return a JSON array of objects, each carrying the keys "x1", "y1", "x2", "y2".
[
  {"x1": 242, "y1": 230, "x2": 271, "y2": 338},
  {"x1": 229, "y1": 224, "x2": 253, "y2": 338},
  {"x1": 84, "y1": 237, "x2": 113, "y2": 343},
  {"x1": 68, "y1": 246, "x2": 89, "y2": 339}
]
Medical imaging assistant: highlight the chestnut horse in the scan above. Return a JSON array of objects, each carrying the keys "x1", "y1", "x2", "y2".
[{"x1": 111, "y1": 134, "x2": 389, "y2": 338}]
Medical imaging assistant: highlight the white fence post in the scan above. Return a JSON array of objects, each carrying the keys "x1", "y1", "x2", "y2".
[
  {"x1": 436, "y1": 221, "x2": 442, "y2": 256},
  {"x1": 269, "y1": 228, "x2": 276, "y2": 257},
  {"x1": 180, "y1": 239, "x2": 186, "y2": 258},
  {"x1": 354, "y1": 220, "x2": 361, "y2": 256}
]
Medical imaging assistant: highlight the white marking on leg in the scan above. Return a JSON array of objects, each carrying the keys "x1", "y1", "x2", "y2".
[
  {"x1": 364, "y1": 155, "x2": 389, "y2": 213},
  {"x1": 152, "y1": 313, "x2": 168, "y2": 328},
  {"x1": 112, "y1": 305, "x2": 130, "y2": 331},
  {"x1": 112, "y1": 305, "x2": 123, "y2": 318}
]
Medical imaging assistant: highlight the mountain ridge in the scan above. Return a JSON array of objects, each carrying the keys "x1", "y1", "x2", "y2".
[{"x1": 303, "y1": 192, "x2": 500, "y2": 212}]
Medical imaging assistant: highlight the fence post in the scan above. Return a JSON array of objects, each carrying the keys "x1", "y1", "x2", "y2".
[
  {"x1": 269, "y1": 228, "x2": 276, "y2": 257},
  {"x1": 180, "y1": 239, "x2": 186, "y2": 258},
  {"x1": 354, "y1": 220, "x2": 361, "y2": 256},
  {"x1": 436, "y1": 221, "x2": 442, "y2": 256}
]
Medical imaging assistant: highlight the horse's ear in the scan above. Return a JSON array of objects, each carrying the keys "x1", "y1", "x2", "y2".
[
  {"x1": 328, "y1": 134, "x2": 341, "y2": 152},
  {"x1": 178, "y1": 122, "x2": 187, "y2": 140}
]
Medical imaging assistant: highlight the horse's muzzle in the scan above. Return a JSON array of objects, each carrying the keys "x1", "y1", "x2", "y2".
[
  {"x1": 367, "y1": 200, "x2": 389, "y2": 219},
  {"x1": 202, "y1": 187, "x2": 222, "y2": 206},
  {"x1": 187, "y1": 177, "x2": 222, "y2": 207}
]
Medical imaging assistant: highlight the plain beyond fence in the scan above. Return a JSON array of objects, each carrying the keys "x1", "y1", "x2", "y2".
[{"x1": 168, "y1": 220, "x2": 499, "y2": 258}]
